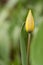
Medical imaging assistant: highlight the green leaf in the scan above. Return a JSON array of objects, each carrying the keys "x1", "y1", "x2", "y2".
[
  {"x1": 20, "y1": 23, "x2": 28, "y2": 65},
  {"x1": 30, "y1": 22, "x2": 43, "y2": 65}
]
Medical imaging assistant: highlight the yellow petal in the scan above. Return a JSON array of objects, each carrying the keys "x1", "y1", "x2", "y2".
[{"x1": 25, "y1": 10, "x2": 34, "y2": 32}]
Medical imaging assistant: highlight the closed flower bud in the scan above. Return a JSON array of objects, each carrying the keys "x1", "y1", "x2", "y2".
[{"x1": 25, "y1": 10, "x2": 34, "y2": 32}]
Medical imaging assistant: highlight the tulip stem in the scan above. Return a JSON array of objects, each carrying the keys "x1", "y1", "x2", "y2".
[{"x1": 27, "y1": 33, "x2": 31, "y2": 65}]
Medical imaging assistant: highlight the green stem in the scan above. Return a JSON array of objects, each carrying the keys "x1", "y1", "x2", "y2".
[{"x1": 26, "y1": 33, "x2": 31, "y2": 65}]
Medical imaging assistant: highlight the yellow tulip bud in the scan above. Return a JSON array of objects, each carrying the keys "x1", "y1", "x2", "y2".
[{"x1": 25, "y1": 10, "x2": 34, "y2": 32}]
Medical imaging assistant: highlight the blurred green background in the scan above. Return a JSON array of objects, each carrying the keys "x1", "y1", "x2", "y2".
[{"x1": 0, "y1": 0, "x2": 43, "y2": 65}]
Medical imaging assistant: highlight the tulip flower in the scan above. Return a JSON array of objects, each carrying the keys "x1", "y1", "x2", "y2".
[{"x1": 25, "y1": 10, "x2": 34, "y2": 32}]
